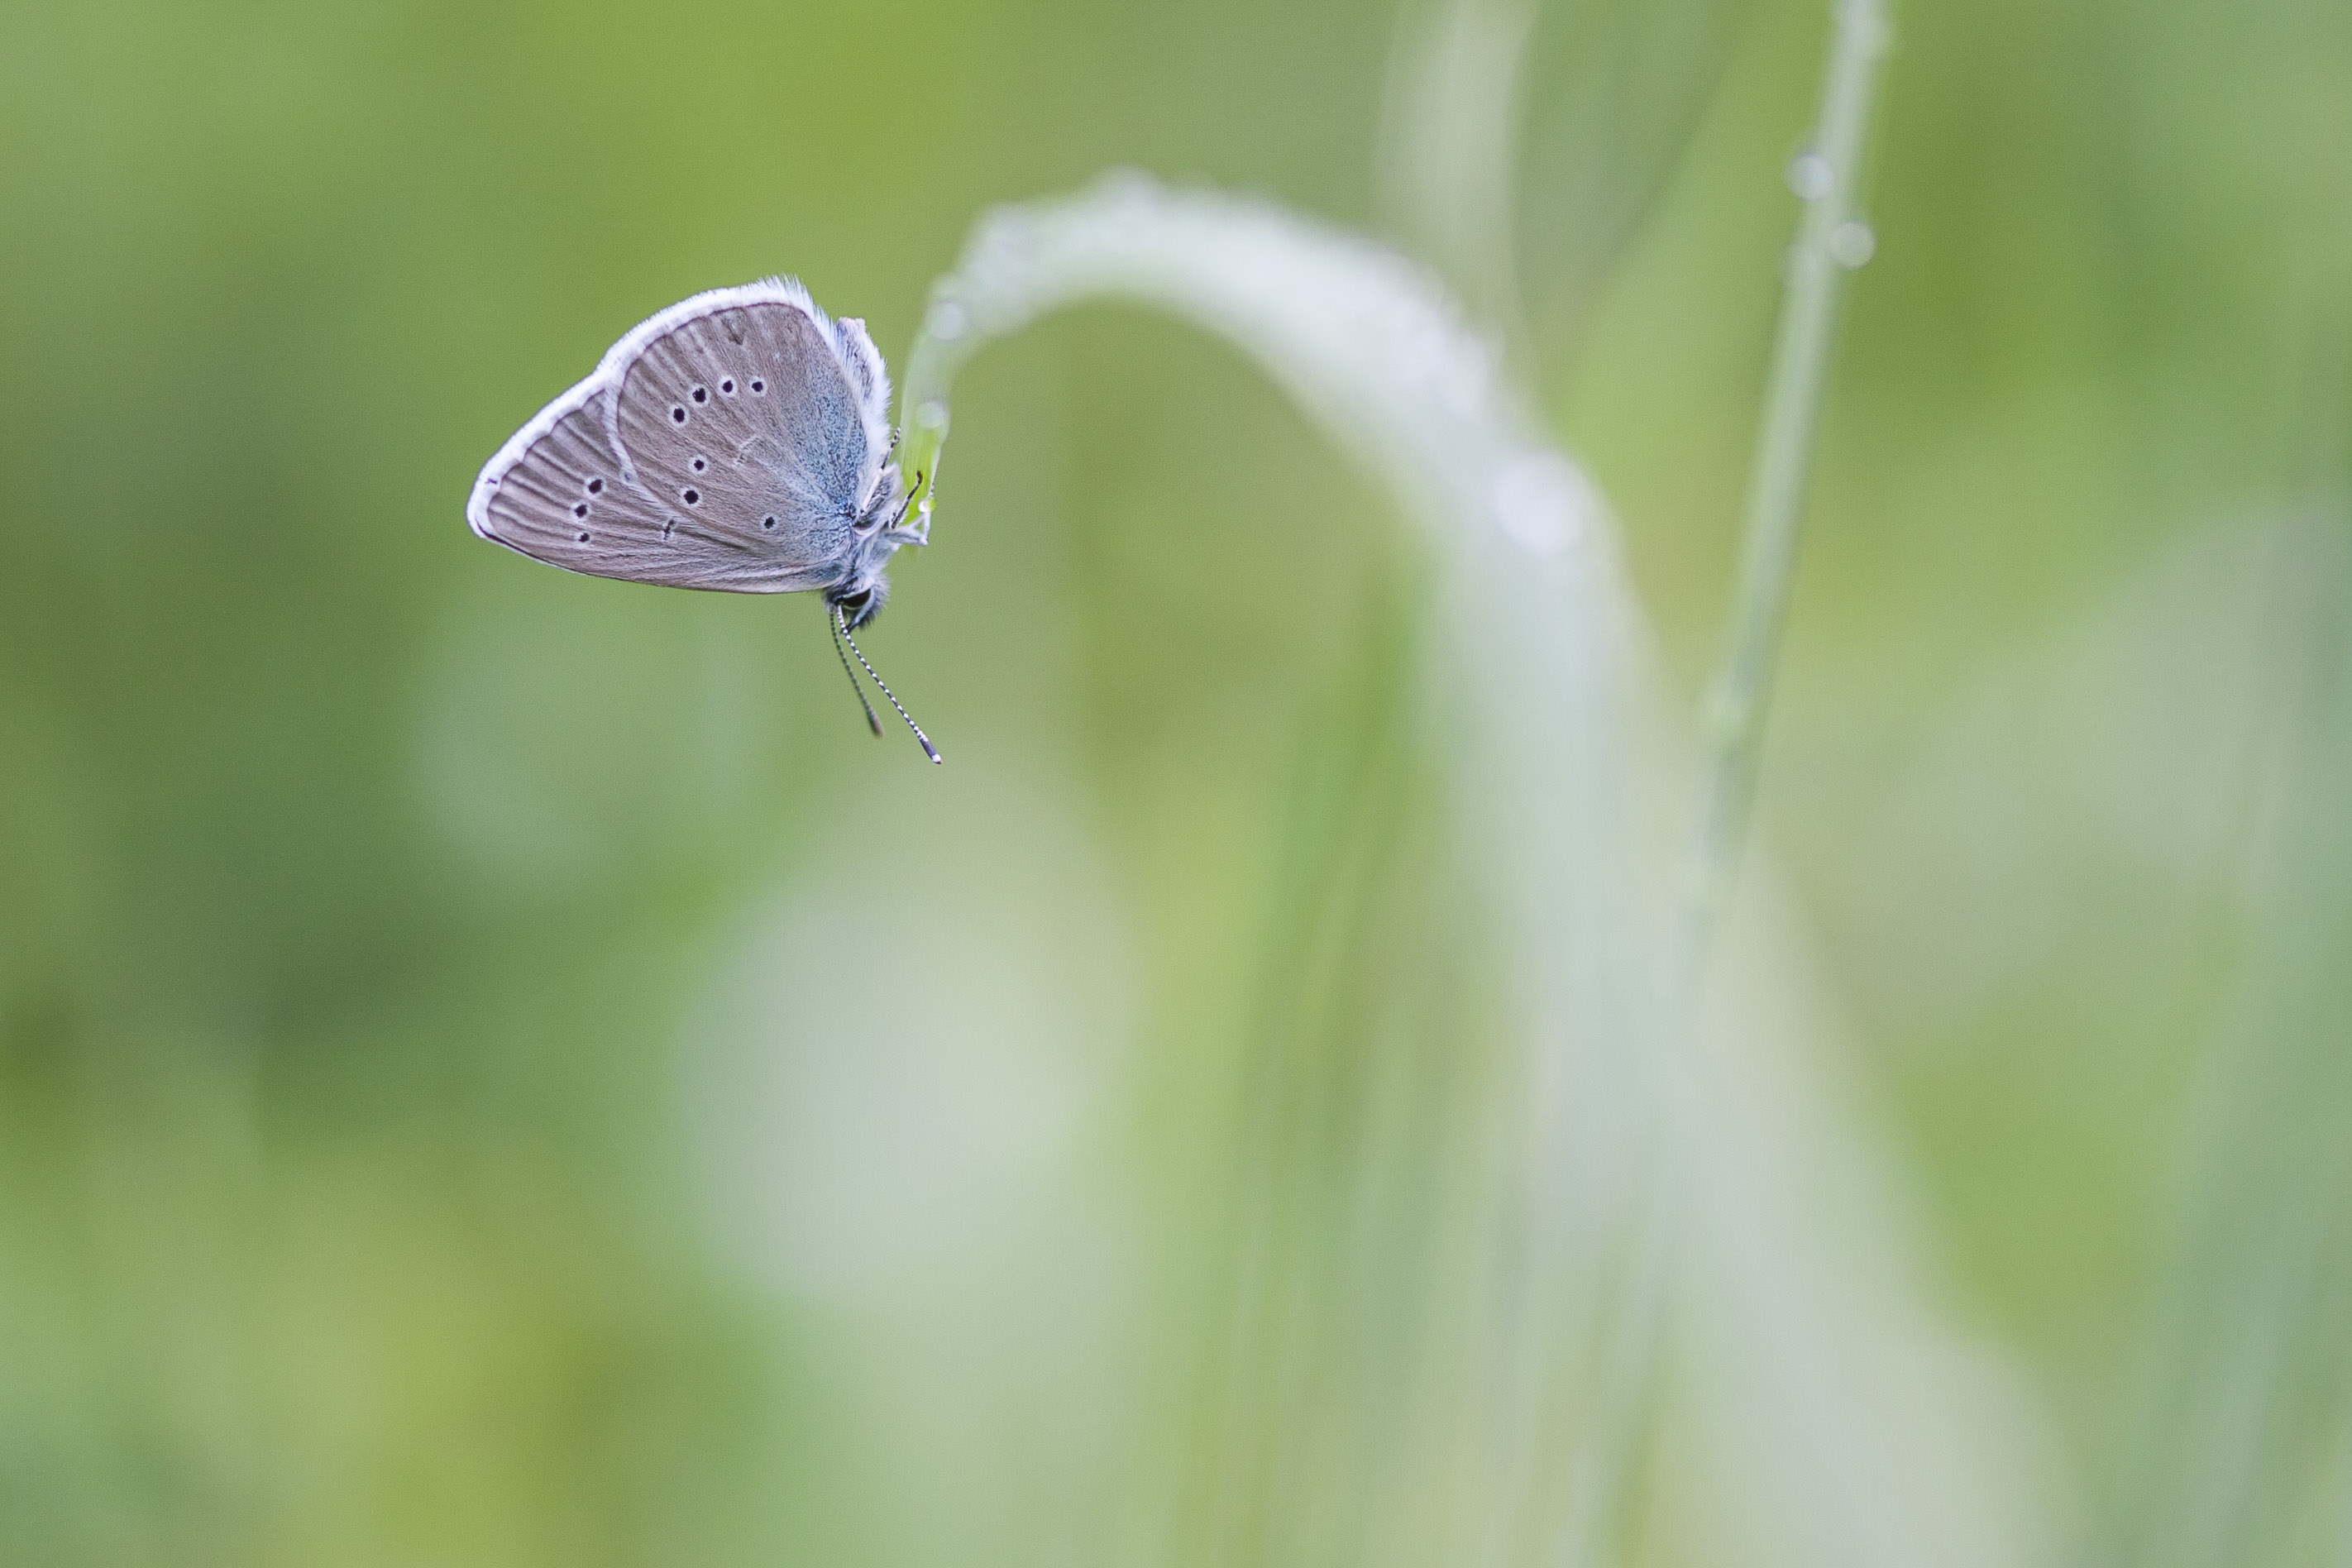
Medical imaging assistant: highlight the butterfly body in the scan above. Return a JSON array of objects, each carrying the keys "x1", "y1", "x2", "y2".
[{"x1": 468, "y1": 279, "x2": 920, "y2": 630}]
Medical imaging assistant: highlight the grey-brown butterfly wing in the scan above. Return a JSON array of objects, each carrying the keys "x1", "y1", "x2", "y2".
[
  {"x1": 604, "y1": 282, "x2": 887, "y2": 591},
  {"x1": 467, "y1": 374, "x2": 825, "y2": 590}
]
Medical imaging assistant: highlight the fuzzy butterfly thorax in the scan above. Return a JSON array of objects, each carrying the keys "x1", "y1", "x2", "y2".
[{"x1": 824, "y1": 461, "x2": 928, "y2": 631}]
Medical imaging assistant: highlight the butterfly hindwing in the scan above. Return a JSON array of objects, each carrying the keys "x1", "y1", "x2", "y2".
[{"x1": 467, "y1": 385, "x2": 667, "y2": 577}]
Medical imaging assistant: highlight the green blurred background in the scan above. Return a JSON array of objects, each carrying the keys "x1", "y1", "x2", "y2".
[{"x1": 1, "y1": 0, "x2": 2346, "y2": 1563}]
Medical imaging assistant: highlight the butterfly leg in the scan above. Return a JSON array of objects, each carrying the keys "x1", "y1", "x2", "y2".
[{"x1": 880, "y1": 471, "x2": 932, "y2": 543}]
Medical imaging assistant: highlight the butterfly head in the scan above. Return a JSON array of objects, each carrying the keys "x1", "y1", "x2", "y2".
[
  {"x1": 829, "y1": 523, "x2": 904, "y2": 629},
  {"x1": 827, "y1": 572, "x2": 888, "y2": 632}
]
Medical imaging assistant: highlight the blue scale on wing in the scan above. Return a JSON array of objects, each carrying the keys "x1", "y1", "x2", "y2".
[{"x1": 608, "y1": 299, "x2": 869, "y2": 594}]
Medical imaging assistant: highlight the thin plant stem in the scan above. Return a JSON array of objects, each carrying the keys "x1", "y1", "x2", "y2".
[
  {"x1": 1566, "y1": 10, "x2": 1893, "y2": 1561},
  {"x1": 1682, "y1": 0, "x2": 1891, "y2": 975}
]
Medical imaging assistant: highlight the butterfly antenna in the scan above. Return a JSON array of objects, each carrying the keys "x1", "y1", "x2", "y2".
[
  {"x1": 829, "y1": 610, "x2": 884, "y2": 738},
  {"x1": 836, "y1": 605, "x2": 943, "y2": 764}
]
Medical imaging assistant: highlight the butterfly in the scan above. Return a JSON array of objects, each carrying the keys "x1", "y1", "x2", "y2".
[{"x1": 467, "y1": 279, "x2": 939, "y2": 760}]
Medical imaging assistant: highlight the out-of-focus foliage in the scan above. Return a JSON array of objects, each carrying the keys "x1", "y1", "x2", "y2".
[{"x1": 0, "y1": 0, "x2": 2345, "y2": 1564}]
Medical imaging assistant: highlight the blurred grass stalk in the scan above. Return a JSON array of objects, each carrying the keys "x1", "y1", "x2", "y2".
[
  {"x1": 1683, "y1": 0, "x2": 1886, "y2": 963},
  {"x1": 2120, "y1": 518, "x2": 2352, "y2": 1568},
  {"x1": 883, "y1": 54, "x2": 2041, "y2": 1551},
  {"x1": 896, "y1": 173, "x2": 1666, "y2": 1565},
  {"x1": 1562, "y1": 0, "x2": 1904, "y2": 1556},
  {"x1": 1389, "y1": 5, "x2": 2048, "y2": 1566}
]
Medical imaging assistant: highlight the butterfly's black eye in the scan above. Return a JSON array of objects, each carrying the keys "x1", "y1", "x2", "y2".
[
  {"x1": 671, "y1": 404, "x2": 687, "y2": 423},
  {"x1": 719, "y1": 378, "x2": 735, "y2": 394},
  {"x1": 586, "y1": 477, "x2": 604, "y2": 495},
  {"x1": 691, "y1": 457, "x2": 705, "y2": 472},
  {"x1": 837, "y1": 589, "x2": 871, "y2": 614},
  {"x1": 691, "y1": 385, "x2": 708, "y2": 404},
  {"x1": 748, "y1": 378, "x2": 765, "y2": 394},
  {"x1": 761, "y1": 514, "x2": 777, "y2": 529}
]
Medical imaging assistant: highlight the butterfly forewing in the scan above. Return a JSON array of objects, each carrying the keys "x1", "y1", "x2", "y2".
[{"x1": 608, "y1": 296, "x2": 875, "y2": 589}]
